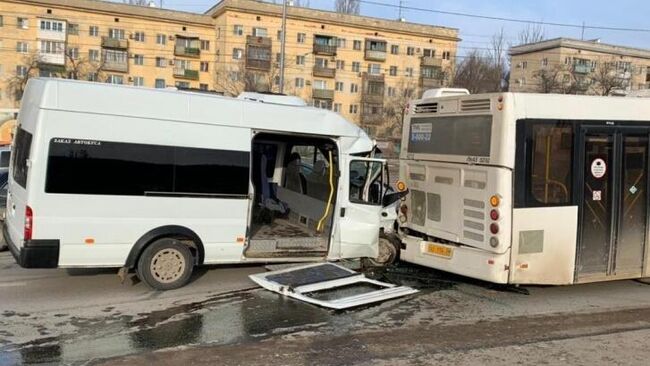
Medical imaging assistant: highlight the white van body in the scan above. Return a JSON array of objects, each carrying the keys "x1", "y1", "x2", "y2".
[{"x1": 4, "y1": 79, "x2": 391, "y2": 287}]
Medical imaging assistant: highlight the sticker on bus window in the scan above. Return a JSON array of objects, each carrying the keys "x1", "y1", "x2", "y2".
[
  {"x1": 410, "y1": 123, "x2": 432, "y2": 142},
  {"x1": 593, "y1": 190, "x2": 602, "y2": 201},
  {"x1": 591, "y1": 158, "x2": 606, "y2": 179}
]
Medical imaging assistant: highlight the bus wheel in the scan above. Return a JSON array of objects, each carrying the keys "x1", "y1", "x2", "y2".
[
  {"x1": 137, "y1": 238, "x2": 193, "y2": 290},
  {"x1": 363, "y1": 234, "x2": 399, "y2": 268}
]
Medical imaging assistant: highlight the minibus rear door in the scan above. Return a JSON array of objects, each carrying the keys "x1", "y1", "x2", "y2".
[{"x1": 335, "y1": 157, "x2": 386, "y2": 259}]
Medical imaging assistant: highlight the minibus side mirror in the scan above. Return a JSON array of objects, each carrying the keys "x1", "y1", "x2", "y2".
[{"x1": 383, "y1": 189, "x2": 409, "y2": 207}]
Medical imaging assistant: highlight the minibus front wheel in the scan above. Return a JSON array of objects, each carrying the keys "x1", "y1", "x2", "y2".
[{"x1": 137, "y1": 238, "x2": 194, "y2": 290}]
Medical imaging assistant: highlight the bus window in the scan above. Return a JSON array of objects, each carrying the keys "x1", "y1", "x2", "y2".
[{"x1": 529, "y1": 122, "x2": 573, "y2": 205}]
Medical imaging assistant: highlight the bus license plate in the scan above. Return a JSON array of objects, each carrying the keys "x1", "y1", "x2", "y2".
[{"x1": 425, "y1": 243, "x2": 453, "y2": 259}]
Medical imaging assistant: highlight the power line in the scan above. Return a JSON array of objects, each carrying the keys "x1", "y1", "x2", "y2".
[{"x1": 358, "y1": 0, "x2": 650, "y2": 34}]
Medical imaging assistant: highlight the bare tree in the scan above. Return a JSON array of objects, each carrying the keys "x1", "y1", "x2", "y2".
[
  {"x1": 591, "y1": 59, "x2": 628, "y2": 96},
  {"x1": 488, "y1": 28, "x2": 509, "y2": 91},
  {"x1": 213, "y1": 59, "x2": 294, "y2": 97},
  {"x1": 382, "y1": 78, "x2": 418, "y2": 138},
  {"x1": 454, "y1": 49, "x2": 505, "y2": 94},
  {"x1": 516, "y1": 24, "x2": 545, "y2": 46},
  {"x1": 532, "y1": 65, "x2": 565, "y2": 93},
  {"x1": 335, "y1": 0, "x2": 360, "y2": 15},
  {"x1": 7, "y1": 52, "x2": 43, "y2": 101}
]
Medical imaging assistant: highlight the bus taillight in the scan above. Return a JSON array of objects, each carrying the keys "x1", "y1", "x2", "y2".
[
  {"x1": 489, "y1": 195, "x2": 500, "y2": 207},
  {"x1": 24, "y1": 206, "x2": 33, "y2": 240},
  {"x1": 490, "y1": 209, "x2": 499, "y2": 220},
  {"x1": 489, "y1": 223, "x2": 499, "y2": 235}
]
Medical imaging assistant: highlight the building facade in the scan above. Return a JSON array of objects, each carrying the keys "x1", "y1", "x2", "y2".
[
  {"x1": 510, "y1": 38, "x2": 650, "y2": 96},
  {"x1": 0, "y1": 0, "x2": 459, "y2": 137}
]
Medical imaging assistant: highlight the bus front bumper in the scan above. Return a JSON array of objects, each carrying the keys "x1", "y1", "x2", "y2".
[{"x1": 2, "y1": 222, "x2": 59, "y2": 268}]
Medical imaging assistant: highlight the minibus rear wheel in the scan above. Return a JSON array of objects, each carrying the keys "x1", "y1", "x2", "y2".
[{"x1": 137, "y1": 238, "x2": 194, "y2": 290}]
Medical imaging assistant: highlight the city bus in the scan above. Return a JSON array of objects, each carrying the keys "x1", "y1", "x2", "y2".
[
  {"x1": 397, "y1": 89, "x2": 650, "y2": 285},
  {"x1": 3, "y1": 78, "x2": 409, "y2": 292}
]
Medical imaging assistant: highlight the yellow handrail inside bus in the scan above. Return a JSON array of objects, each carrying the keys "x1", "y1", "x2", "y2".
[{"x1": 317, "y1": 150, "x2": 334, "y2": 233}]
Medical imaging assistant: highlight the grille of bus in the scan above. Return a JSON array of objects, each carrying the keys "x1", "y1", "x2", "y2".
[
  {"x1": 463, "y1": 198, "x2": 485, "y2": 243},
  {"x1": 414, "y1": 102, "x2": 438, "y2": 114},
  {"x1": 410, "y1": 189, "x2": 426, "y2": 226},
  {"x1": 461, "y1": 99, "x2": 491, "y2": 112}
]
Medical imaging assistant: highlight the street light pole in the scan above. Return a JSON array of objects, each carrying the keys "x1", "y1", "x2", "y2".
[{"x1": 279, "y1": 0, "x2": 288, "y2": 94}]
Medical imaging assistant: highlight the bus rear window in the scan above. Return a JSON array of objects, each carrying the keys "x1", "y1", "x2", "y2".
[
  {"x1": 407, "y1": 115, "x2": 492, "y2": 157},
  {"x1": 12, "y1": 128, "x2": 33, "y2": 188}
]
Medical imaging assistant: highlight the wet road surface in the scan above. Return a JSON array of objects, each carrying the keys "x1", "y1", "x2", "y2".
[{"x1": 2, "y1": 251, "x2": 650, "y2": 365}]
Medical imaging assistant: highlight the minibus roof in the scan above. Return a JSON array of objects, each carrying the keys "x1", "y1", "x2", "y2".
[{"x1": 27, "y1": 78, "x2": 369, "y2": 139}]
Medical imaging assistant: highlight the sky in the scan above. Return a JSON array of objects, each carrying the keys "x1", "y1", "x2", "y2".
[{"x1": 121, "y1": 0, "x2": 650, "y2": 52}]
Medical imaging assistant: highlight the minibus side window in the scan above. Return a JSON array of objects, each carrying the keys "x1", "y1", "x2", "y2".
[
  {"x1": 12, "y1": 128, "x2": 33, "y2": 188},
  {"x1": 349, "y1": 160, "x2": 383, "y2": 205}
]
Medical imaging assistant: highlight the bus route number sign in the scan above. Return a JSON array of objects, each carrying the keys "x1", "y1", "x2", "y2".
[
  {"x1": 591, "y1": 158, "x2": 606, "y2": 179},
  {"x1": 410, "y1": 123, "x2": 432, "y2": 142}
]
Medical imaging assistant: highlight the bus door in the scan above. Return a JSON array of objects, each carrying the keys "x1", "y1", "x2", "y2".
[{"x1": 576, "y1": 126, "x2": 649, "y2": 281}]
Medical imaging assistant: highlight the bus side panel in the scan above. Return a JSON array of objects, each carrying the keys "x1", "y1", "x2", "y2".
[
  {"x1": 509, "y1": 206, "x2": 578, "y2": 285},
  {"x1": 32, "y1": 111, "x2": 252, "y2": 267}
]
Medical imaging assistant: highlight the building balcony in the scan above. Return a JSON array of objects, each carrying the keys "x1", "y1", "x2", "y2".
[
  {"x1": 421, "y1": 57, "x2": 443, "y2": 67},
  {"x1": 362, "y1": 93, "x2": 384, "y2": 104},
  {"x1": 313, "y1": 43, "x2": 337, "y2": 56},
  {"x1": 38, "y1": 62, "x2": 66, "y2": 74},
  {"x1": 312, "y1": 89, "x2": 334, "y2": 100},
  {"x1": 103, "y1": 60, "x2": 128, "y2": 73},
  {"x1": 173, "y1": 67, "x2": 199, "y2": 80},
  {"x1": 38, "y1": 29, "x2": 67, "y2": 42},
  {"x1": 101, "y1": 36, "x2": 128, "y2": 50},
  {"x1": 364, "y1": 49, "x2": 387, "y2": 62},
  {"x1": 38, "y1": 53, "x2": 65, "y2": 66},
  {"x1": 361, "y1": 113, "x2": 383, "y2": 125},
  {"x1": 174, "y1": 45, "x2": 200, "y2": 58},
  {"x1": 573, "y1": 64, "x2": 591, "y2": 74},
  {"x1": 312, "y1": 66, "x2": 336, "y2": 78},
  {"x1": 420, "y1": 77, "x2": 444, "y2": 89},
  {"x1": 246, "y1": 35, "x2": 272, "y2": 48},
  {"x1": 246, "y1": 58, "x2": 271, "y2": 71}
]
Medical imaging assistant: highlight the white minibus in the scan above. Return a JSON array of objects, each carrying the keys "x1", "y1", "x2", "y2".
[
  {"x1": 4, "y1": 79, "x2": 405, "y2": 290},
  {"x1": 398, "y1": 89, "x2": 650, "y2": 285}
]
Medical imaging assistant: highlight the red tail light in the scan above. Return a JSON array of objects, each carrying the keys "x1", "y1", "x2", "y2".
[
  {"x1": 24, "y1": 205, "x2": 33, "y2": 240},
  {"x1": 490, "y1": 223, "x2": 499, "y2": 235}
]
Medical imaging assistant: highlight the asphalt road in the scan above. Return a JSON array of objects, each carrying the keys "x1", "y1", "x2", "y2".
[{"x1": 2, "y1": 250, "x2": 650, "y2": 365}]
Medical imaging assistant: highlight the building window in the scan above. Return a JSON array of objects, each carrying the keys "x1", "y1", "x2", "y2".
[
  {"x1": 315, "y1": 57, "x2": 328, "y2": 68},
  {"x1": 423, "y1": 48, "x2": 435, "y2": 57},
  {"x1": 351, "y1": 61, "x2": 360, "y2": 72},
  {"x1": 87, "y1": 73, "x2": 98, "y2": 82},
  {"x1": 155, "y1": 79, "x2": 166, "y2": 88},
  {"x1": 275, "y1": 53, "x2": 281, "y2": 63},
  {"x1": 336, "y1": 38, "x2": 346, "y2": 48},
  {"x1": 442, "y1": 51, "x2": 451, "y2": 60},
  {"x1": 232, "y1": 48, "x2": 243, "y2": 59},
  {"x1": 521, "y1": 61, "x2": 528, "y2": 69},
  {"x1": 68, "y1": 23, "x2": 79, "y2": 35},
  {"x1": 368, "y1": 63, "x2": 381, "y2": 75},
  {"x1": 89, "y1": 49, "x2": 99, "y2": 62},
  {"x1": 89, "y1": 25, "x2": 99, "y2": 37},
  {"x1": 390, "y1": 45, "x2": 399, "y2": 55},
  {"x1": 109, "y1": 28, "x2": 125, "y2": 39},
  {"x1": 313, "y1": 80, "x2": 327, "y2": 90},
  {"x1": 233, "y1": 24, "x2": 243, "y2": 36},
  {"x1": 200, "y1": 40, "x2": 210, "y2": 50},
  {"x1": 386, "y1": 86, "x2": 395, "y2": 97},
  {"x1": 103, "y1": 49, "x2": 127, "y2": 64},
  {"x1": 297, "y1": 33, "x2": 306, "y2": 43},
  {"x1": 40, "y1": 20, "x2": 64, "y2": 32},
  {"x1": 333, "y1": 103, "x2": 341, "y2": 113},
  {"x1": 200, "y1": 61, "x2": 209, "y2": 72},
  {"x1": 156, "y1": 33, "x2": 166, "y2": 45},
  {"x1": 252, "y1": 27, "x2": 267, "y2": 37},
  {"x1": 133, "y1": 54, "x2": 144, "y2": 65},
  {"x1": 17, "y1": 17, "x2": 28, "y2": 29},
  {"x1": 156, "y1": 57, "x2": 166, "y2": 67},
  {"x1": 277, "y1": 30, "x2": 282, "y2": 41},
  {"x1": 349, "y1": 104, "x2": 358, "y2": 114},
  {"x1": 106, "y1": 75, "x2": 124, "y2": 84},
  {"x1": 295, "y1": 77, "x2": 305, "y2": 88},
  {"x1": 335, "y1": 60, "x2": 345, "y2": 70},
  {"x1": 407, "y1": 46, "x2": 415, "y2": 56},
  {"x1": 405, "y1": 67, "x2": 414, "y2": 77},
  {"x1": 16, "y1": 65, "x2": 27, "y2": 77},
  {"x1": 541, "y1": 58, "x2": 548, "y2": 67},
  {"x1": 176, "y1": 81, "x2": 190, "y2": 89},
  {"x1": 389, "y1": 66, "x2": 397, "y2": 76},
  {"x1": 133, "y1": 76, "x2": 144, "y2": 86},
  {"x1": 296, "y1": 55, "x2": 306, "y2": 65},
  {"x1": 353, "y1": 40, "x2": 361, "y2": 50},
  {"x1": 350, "y1": 83, "x2": 359, "y2": 93},
  {"x1": 0, "y1": 16, "x2": 3, "y2": 27},
  {"x1": 200, "y1": 83, "x2": 208, "y2": 91},
  {"x1": 16, "y1": 42, "x2": 28, "y2": 53},
  {"x1": 335, "y1": 81, "x2": 344, "y2": 91},
  {"x1": 67, "y1": 47, "x2": 79, "y2": 59},
  {"x1": 134, "y1": 31, "x2": 145, "y2": 42}
]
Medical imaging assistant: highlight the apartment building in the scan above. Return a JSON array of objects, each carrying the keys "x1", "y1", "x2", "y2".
[
  {"x1": 0, "y1": 0, "x2": 459, "y2": 136},
  {"x1": 510, "y1": 38, "x2": 650, "y2": 95}
]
